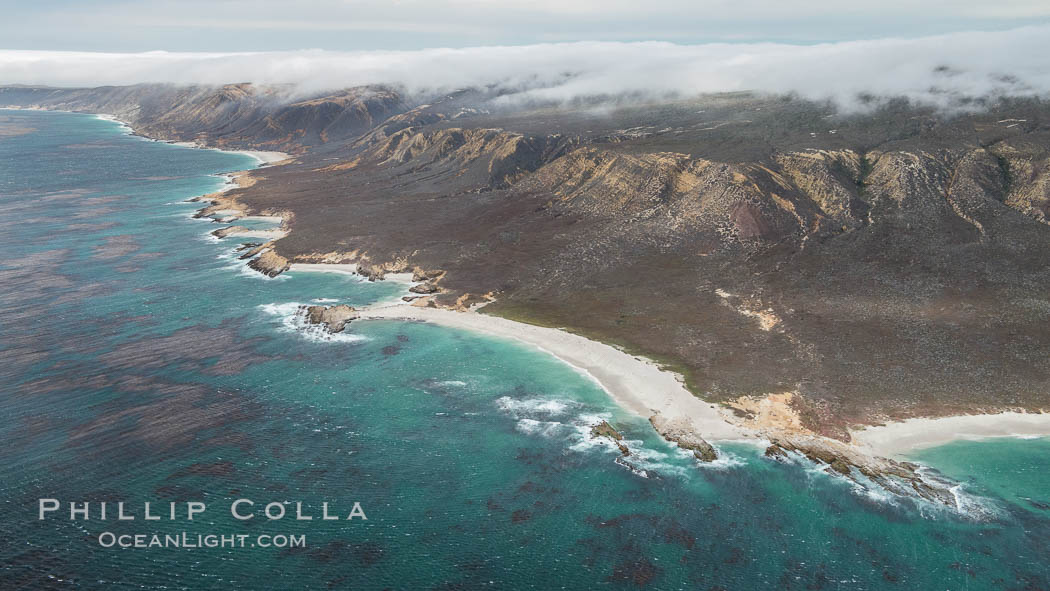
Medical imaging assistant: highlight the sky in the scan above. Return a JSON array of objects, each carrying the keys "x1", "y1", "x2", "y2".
[
  {"x1": 2, "y1": 0, "x2": 1049, "y2": 51},
  {"x1": 0, "y1": 1, "x2": 1047, "y2": 110}
]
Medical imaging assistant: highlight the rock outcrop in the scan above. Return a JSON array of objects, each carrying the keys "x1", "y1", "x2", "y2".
[
  {"x1": 590, "y1": 420, "x2": 630, "y2": 456},
  {"x1": 238, "y1": 241, "x2": 273, "y2": 260},
  {"x1": 411, "y1": 268, "x2": 444, "y2": 282},
  {"x1": 247, "y1": 250, "x2": 289, "y2": 277},
  {"x1": 764, "y1": 437, "x2": 958, "y2": 506},
  {"x1": 301, "y1": 304, "x2": 359, "y2": 333},
  {"x1": 211, "y1": 225, "x2": 251, "y2": 238},
  {"x1": 648, "y1": 414, "x2": 717, "y2": 462}
]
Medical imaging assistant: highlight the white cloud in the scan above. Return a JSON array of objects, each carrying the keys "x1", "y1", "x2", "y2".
[{"x1": 1, "y1": 26, "x2": 1048, "y2": 111}]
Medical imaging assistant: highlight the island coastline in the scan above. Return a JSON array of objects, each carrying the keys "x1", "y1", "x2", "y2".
[{"x1": 68, "y1": 106, "x2": 1050, "y2": 468}]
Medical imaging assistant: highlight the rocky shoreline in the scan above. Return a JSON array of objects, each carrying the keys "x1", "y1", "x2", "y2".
[{"x1": 194, "y1": 200, "x2": 1022, "y2": 507}]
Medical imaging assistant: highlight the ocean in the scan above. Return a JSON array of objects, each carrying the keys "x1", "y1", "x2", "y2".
[{"x1": 2, "y1": 109, "x2": 1049, "y2": 590}]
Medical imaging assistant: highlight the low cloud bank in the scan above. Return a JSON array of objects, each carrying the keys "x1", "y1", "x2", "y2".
[{"x1": 1, "y1": 26, "x2": 1048, "y2": 110}]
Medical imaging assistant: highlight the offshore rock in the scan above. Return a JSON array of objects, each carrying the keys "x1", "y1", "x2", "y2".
[
  {"x1": 591, "y1": 420, "x2": 630, "y2": 456},
  {"x1": 591, "y1": 420, "x2": 624, "y2": 440},
  {"x1": 302, "y1": 304, "x2": 359, "y2": 333},
  {"x1": 767, "y1": 438, "x2": 957, "y2": 506},
  {"x1": 764, "y1": 444, "x2": 789, "y2": 461}
]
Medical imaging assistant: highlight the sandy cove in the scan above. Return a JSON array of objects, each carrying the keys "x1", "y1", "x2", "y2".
[
  {"x1": 354, "y1": 300, "x2": 750, "y2": 442},
  {"x1": 169, "y1": 141, "x2": 290, "y2": 166},
  {"x1": 286, "y1": 264, "x2": 749, "y2": 443}
]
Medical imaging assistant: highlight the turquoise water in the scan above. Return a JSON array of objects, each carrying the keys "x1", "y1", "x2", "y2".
[{"x1": 2, "y1": 110, "x2": 1050, "y2": 590}]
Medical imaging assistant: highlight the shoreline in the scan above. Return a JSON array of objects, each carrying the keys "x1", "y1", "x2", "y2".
[
  {"x1": 356, "y1": 300, "x2": 751, "y2": 442},
  {"x1": 1, "y1": 107, "x2": 292, "y2": 167},
  {"x1": 849, "y1": 412, "x2": 1050, "y2": 457},
  {"x1": 271, "y1": 270, "x2": 1050, "y2": 459},
  {"x1": 169, "y1": 140, "x2": 289, "y2": 166}
]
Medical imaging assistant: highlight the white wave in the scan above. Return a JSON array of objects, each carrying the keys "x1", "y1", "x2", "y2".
[
  {"x1": 848, "y1": 477, "x2": 903, "y2": 508},
  {"x1": 435, "y1": 380, "x2": 467, "y2": 387},
  {"x1": 614, "y1": 456, "x2": 652, "y2": 478},
  {"x1": 565, "y1": 412, "x2": 613, "y2": 450},
  {"x1": 701, "y1": 451, "x2": 747, "y2": 470},
  {"x1": 94, "y1": 113, "x2": 132, "y2": 134},
  {"x1": 912, "y1": 466, "x2": 1002, "y2": 521},
  {"x1": 515, "y1": 418, "x2": 565, "y2": 438},
  {"x1": 495, "y1": 395, "x2": 575, "y2": 417},
  {"x1": 236, "y1": 260, "x2": 287, "y2": 281},
  {"x1": 312, "y1": 298, "x2": 339, "y2": 303},
  {"x1": 772, "y1": 449, "x2": 1003, "y2": 520}
]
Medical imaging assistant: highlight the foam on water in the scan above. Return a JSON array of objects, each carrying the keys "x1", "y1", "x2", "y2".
[
  {"x1": 495, "y1": 396, "x2": 575, "y2": 417},
  {"x1": 515, "y1": 418, "x2": 566, "y2": 438},
  {"x1": 93, "y1": 113, "x2": 132, "y2": 134}
]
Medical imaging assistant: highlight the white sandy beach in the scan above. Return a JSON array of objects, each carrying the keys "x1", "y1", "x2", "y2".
[
  {"x1": 240, "y1": 150, "x2": 291, "y2": 165},
  {"x1": 356, "y1": 300, "x2": 751, "y2": 441},
  {"x1": 240, "y1": 215, "x2": 285, "y2": 223},
  {"x1": 288, "y1": 263, "x2": 415, "y2": 284},
  {"x1": 850, "y1": 412, "x2": 1050, "y2": 457},
  {"x1": 218, "y1": 228, "x2": 288, "y2": 239},
  {"x1": 289, "y1": 263, "x2": 359, "y2": 275},
  {"x1": 170, "y1": 140, "x2": 290, "y2": 166}
]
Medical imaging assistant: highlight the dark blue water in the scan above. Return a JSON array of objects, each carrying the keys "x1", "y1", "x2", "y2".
[{"x1": 2, "y1": 109, "x2": 1050, "y2": 590}]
